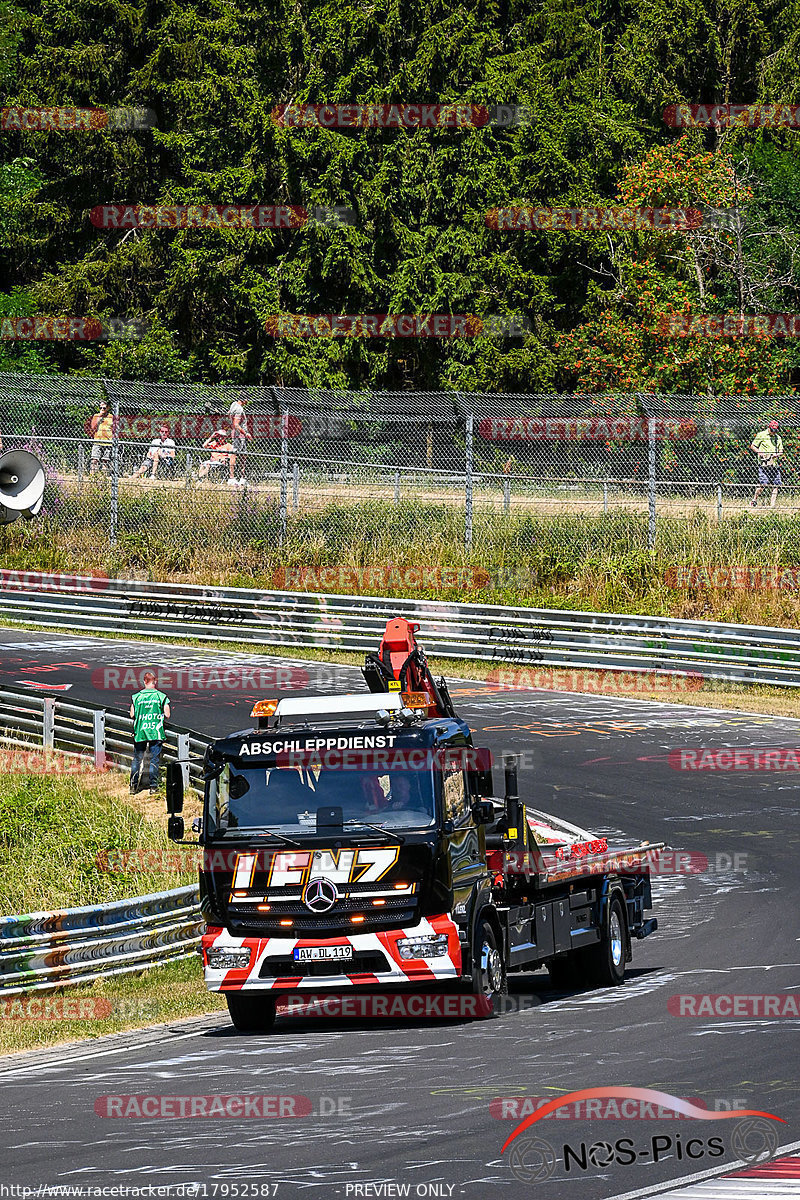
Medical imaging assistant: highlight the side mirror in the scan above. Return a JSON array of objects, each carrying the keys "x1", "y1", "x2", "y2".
[
  {"x1": 471, "y1": 801, "x2": 494, "y2": 826},
  {"x1": 168, "y1": 814, "x2": 185, "y2": 841},
  {"x1": 469, "y1": 748, "x2": 494, "y2": 798},
  {"x1": 166, "y1": 761, "x2": 184, "y2": 815}
]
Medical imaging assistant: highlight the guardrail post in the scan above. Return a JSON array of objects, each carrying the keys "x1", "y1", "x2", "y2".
[
  {"x1": 465, "y1": 411, "x2": 474, "y2": 549},
  {"x1": 176, "y1": 732, "x2": 190, "y2": 791},
  {"x1": 43, "y1": 697, "x2": 55, "y2": 751},
  {"x1": 717, "y1": 485, "x2": 722, "y2": 522},
  {"x1": 292, "y1": 462, "x2": 299, "y2": 511},
  {"x1": 93, "y1": 709, "x2": 106, "y2": 769},
  {"x1": 647, "y1": 417, "x2": 656, "y2": 550}
]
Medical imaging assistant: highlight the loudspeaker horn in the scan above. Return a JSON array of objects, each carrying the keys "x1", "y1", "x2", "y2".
[{"x1": 0, "y1": 450, "x2": 46, "y2": 519}]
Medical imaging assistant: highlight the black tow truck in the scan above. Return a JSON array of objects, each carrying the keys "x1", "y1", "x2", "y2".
[{"x1": 165, "y1": 617, "x2": 661, "y2": 1031}]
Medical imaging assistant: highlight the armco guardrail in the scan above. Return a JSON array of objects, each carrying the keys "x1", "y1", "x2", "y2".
[
  {"x1": 0, "y1": 685, "x2": 208, "y2": 791},
  {"x1": 2, "y1": 574, "x2": 800, "y2": 688},
  {"x1": 0, "y1": 887, "x2": 202, "y2": 995},
  {"x1": 0, "y1": 687, "x2": 207, "y2": 994}
]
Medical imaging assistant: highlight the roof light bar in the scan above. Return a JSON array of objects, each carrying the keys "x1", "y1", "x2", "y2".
[{"x1": 273, "y1": 693, "x2": 405, "y2": 720}]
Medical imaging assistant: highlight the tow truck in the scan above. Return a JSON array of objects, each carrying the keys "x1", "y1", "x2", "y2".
[{"x1": 165, "y1": 617, "x2": 661, "y2": 1031}]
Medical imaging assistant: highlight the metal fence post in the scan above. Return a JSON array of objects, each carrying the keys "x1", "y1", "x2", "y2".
[
  {"x1": 279, "y1": 408, "x2": 288, "y2": 545},
  {"x1": 43, "y1": 697, "x2": 55, "y2": 751},
  {"x1": 176, "y1": 731, "x2": 190, "y2": 791},
  {"x1": 465, "y1": 411, "x2": 474, "y2": 549},
  {"x1": 106, "y1": 383, "x2": 119, "y2": 547},
  {"x1": 648, "y1": 417, "x2": 656, "y2": 550},
  {"x1": 717, "y1": 484, "x2": 722, "y2": 522},
  {"x1": 77, "y1": 443, "x2": 84, "y2": 484},
  {"x1": 93, "y1": 709, "x2": 106, "y2": 769},
  {"x1": 292, "y1": 462, "x2": 299, "y2": 511},
  {"x1": 603, "y1": 481, "x2": 608, "y2": 513},
  {"x1": 503, "y1": 477, "x2": 510, "y2": 513},
  {"x1": 394, "y1": 470, "x2": 400, "y2": 504},
  {"x1": 185, "y1": 452, "x2": 192, "y2": 489}
]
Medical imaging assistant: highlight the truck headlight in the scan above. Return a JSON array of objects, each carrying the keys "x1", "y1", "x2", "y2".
[
  {"x1": 206, "y1": 948, "x2": 252, "y2": 969},
  {"x1": 396, "y1": 934, "x2": 449, "y2": 960}
]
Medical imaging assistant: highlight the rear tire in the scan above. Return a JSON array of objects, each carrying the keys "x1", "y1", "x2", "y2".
[
  {"x1": 582, "y1": 894, "x2": 627, "y2": 988},
  {"x1": 225, "y1": 993, "x2": 276, "y2": 1033}
]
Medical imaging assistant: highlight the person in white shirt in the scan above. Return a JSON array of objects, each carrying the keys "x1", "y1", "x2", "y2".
[
  {"x1": 132, "y1": 424, "x2": 177, "y2": 479},
  {"x1": 228, "y1": 397, "x2": 251, "y2": 487}
]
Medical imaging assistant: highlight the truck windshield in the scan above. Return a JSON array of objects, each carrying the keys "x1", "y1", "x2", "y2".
[{"x1": 208, "y1": 763, "x2": 435, "y2": 835}]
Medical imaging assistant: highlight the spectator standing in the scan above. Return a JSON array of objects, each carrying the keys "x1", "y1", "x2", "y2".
[
  {"x1": 751, "y1": 420, "x2": 784, "y2": 508},
  {"x1": 132, "y1": 423, "x2": 176, "y2": 479},
  {"x1": 89, "y1": 401, "x2": 114, "y2": 474},
  {"x1": 228, "y1": 395, "x2": 251, "y2": 487},
  {"x1": 129, "y1": 671, "x2": 171, "y2": 795}
]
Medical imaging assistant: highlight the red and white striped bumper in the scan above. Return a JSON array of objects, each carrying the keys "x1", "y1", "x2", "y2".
[{"x1": 202, "y1": 914, "x2": 463, "y2": 992}]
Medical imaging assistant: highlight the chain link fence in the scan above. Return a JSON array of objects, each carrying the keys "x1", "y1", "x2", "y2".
[{"x1": 0, "y1": 373, "x2": 798, "y2": 551}]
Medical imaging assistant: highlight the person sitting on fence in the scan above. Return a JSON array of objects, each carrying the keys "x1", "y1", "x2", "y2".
[
  {"x1": 195, "y1": 428, "x2": 234, "y2": 480},
  {"x1": 751, "y1": 420, "x2": 784, "y2": 508},
  {"x1": 131, "y1": 424, "x2": 177, "y2": 479}
]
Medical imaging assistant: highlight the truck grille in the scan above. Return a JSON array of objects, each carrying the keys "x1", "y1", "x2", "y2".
[
  {"x1": 227, "y1": 895, "x2": 417, "y2": 936},
  {"x1": 259, "y1": 951, "x2": 390, "y2": 978}
]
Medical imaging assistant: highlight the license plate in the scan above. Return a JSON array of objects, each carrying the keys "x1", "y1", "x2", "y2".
[{"x1": 293, "y1": 945, "x2": 353, "y2": 962}]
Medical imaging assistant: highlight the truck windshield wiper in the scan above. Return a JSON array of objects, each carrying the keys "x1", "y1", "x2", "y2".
[
  {"x1": 244, "y1": 829, "x2": 303, "y2": 848},
  {"x1": 343, "y1": 820, "x2": 405, "y2": 845}
]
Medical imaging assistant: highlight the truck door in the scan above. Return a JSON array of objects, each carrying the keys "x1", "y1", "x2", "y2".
[{"x1": 441, "y1": 756, "x2": 486, "y2": 909}]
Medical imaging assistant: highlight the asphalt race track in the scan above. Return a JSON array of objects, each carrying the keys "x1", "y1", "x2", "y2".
[{"x1": 1, "y1": 628, "x2": 799, "y2": 1199}]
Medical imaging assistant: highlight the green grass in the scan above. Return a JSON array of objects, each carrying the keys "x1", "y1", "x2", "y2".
[
  {"x1": 4, "y1": 500, "x2": 800, "y2": 626},
  {"x1": 0, "y1": 760, "x2": 196, "y2": 913}
]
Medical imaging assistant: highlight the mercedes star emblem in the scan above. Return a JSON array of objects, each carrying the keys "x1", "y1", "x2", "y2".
[{"x1": 302, "y1": 876, "x2": 339, "y2": 913}]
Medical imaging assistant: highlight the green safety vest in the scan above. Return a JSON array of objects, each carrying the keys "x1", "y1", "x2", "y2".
[{"x1": 131, "y1": 688, "x2": 169, "y2": 742}]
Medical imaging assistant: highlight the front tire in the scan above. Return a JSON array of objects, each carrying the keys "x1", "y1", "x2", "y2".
[
  {"x1": 225, "y1": 993, "x2": 276, "y2": 1033},
  {"x1": 471, "y1": 916, "x2": 507, "y2": 1013}
]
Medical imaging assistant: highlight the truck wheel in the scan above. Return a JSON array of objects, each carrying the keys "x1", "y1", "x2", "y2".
[
  {"x1": 582, "y1": 894, "x2": 627, "y2": 988},
  {"x1": 471, "y1": 918, "x2": 506, "y2": 1009},
  {"x1": 225, "y1": 993, "x2": 276, "y2": 1033}
]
